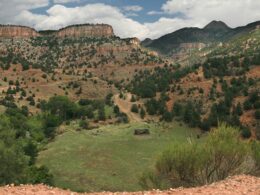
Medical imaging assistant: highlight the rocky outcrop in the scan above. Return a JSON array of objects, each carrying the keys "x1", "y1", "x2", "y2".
[
  {"x1": 180, "y1": 42, "x2": 206, "y2": 50},
  {"x1": 0, "y1": 24, "x2": 114, "y2": 38},
  {"x1": 56, "y1": 24, "x2": 114, "y2": 38},
  {"x1": 0, "y1": 25, "x2": 39, "y2": 38}
]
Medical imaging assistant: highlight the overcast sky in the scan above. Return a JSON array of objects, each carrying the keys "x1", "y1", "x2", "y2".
[{"x1": 0, "y1": 0, "x2": 260, "y2": 40}]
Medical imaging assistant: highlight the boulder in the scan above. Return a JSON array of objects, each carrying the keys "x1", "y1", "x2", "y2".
[{"x1": 134, "y1": 129, "x2": 150, "y2": 135}]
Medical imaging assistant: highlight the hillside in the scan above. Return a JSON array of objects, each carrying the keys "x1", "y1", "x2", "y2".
[
  {"x1": 0, "y1": 21, "x2": 259, "y2": 195},
  {"x1": 0, "y1": 24, "x2": 167, "y2": 113},
  {"x1": 129, "y1": 27, "x2": 260, "y2": 138},
  {"x1": 143, "y1": 20, "x2": 260, "y2": 57}
]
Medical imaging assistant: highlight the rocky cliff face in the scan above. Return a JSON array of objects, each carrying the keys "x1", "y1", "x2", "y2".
[
  {"x1": 0, "y1": 25, "x2": 39, "y2": 38},
  {"x1": 56, "y1": 24, "x2": 114, "y2": 38},
  {"x1": 0, "y1": 24, "x2": 114, "y2": 38}
]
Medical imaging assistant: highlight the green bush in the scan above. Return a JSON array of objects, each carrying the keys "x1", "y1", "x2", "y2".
[
  {"x1": 79, "y1": 120, "x2": 89, "y2": 129},
  {"x1": 252, "y1": 141, "x2": 260, "y2": 173},
  {"x1": 140, "y1": 107, "x2": 146, "y2": 119},
  {"x1": 241, "y1": 128, "x2": 251, "y2": 139},
  {"x1": 255, "y1": 110, "x2": 260, "y2": 119},
  {"x1": 131, "y1": 104, "x2": 139, "y2": 113},
  {"x1": 140, "y1": 124, "x2": 251, "y2": 189},
  {"x1": 27, "y1": 166, "x2": 53, "y2": 185}
]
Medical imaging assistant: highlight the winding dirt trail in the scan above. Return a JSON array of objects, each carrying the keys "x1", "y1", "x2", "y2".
[
  {"x1": 0, "y1": 175, "x2": 259, "y2": 195},
  {"x1": 113, "y1": 93, "x2": 142, "y2": 122}
]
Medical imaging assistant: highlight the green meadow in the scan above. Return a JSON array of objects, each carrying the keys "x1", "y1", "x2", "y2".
[{"x1": 38, "y1": 122, "x2": 200, "y2": 192}]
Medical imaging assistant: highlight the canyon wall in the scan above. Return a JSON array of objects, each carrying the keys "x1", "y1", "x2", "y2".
[
  {"x1": 0, "y1": 24, "x2": 114, "y2": 38},
  {"x1": 56, "y1": 24, "x2": 114, "y2": 38},
  {"x1": 0, "y1": 25, "x2": 39, "y2": 38}
]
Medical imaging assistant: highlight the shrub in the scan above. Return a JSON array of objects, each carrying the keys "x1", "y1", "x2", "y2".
[
  {"x1": 42, "y1": 74, "x2": 47, "y2": 79},
  {"x1": 140, "y1": 124, "x2": 251, "y2": 190},
  {"x1": 251, "y1": 141, "x2": 260, "y2": 174},
  {"x1": 255, "y1": 110, "x2": 260, "y2": 119},
  {"x1": 79, "y1": 120, "x2": 89, "y2": 130},
  {"x1": 131, "y1": 95, "x2": 136, "y2": 102},
  {"x1": 241, "y1": 128, "x2": 251, "y2": 139},
  {"x1": 98, "y1": 106, "x2": 106, "y2": 121},
  {"x1": 27, "y1": 166, "x2": 53, "y2": 185},
  {"x1": 140, "y1": 107, "x2": 146, "y2": 119},
  {"x1": 131, "y1": 104, "x2": 139, "y2": 113}
]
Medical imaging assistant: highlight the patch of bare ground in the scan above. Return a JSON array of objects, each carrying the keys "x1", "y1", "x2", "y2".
[
  {"x1": 113, "y1": 93, "x2": 143, "y2": 122},
  {"x1": 0, "y1": 64, "x2": 117, "y2": 113},
  {"x1": 0, "y1": 175, "x2": 259, "y2": 195},
  {"x1": 113, "y1": 93, "x2": 158, "y2": 122}
]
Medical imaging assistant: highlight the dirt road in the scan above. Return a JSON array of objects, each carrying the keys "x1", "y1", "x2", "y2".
[{"x1": 113, "y1": 93, "x2": 142, "y2": 122}]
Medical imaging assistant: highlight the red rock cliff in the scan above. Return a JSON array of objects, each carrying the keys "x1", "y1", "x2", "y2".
[
  {"x1": 0, "y1": 24, "x2": 114, "y2": 38},
  {"x1": 56, "y1": 24, "x2": 114, "y2": 38},
  {"x1": 0, "y1": 25, "x2": 39, "y2": 38}
]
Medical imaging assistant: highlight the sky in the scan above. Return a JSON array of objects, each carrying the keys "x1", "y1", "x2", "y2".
[{"x1": 0, "y1": 0, "x2": 260, "y2": 40}]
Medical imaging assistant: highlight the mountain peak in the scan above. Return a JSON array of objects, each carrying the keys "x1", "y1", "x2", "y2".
[{"x1": 204, "y1": 20, "x2": 230, "y2": 31}]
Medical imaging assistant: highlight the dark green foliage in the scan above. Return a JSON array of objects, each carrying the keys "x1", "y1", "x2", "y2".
[
  {"x1": 131, "y1": 104, "x2": 139, "y2": 113},
  {"x1": 27, "y1": 166, "x2": 53, "y2": 185},
  {"x1": 105, "y1": 93, "x2": 113, "y2": 106},
  {"x1": 252, "y1": 141, "x2": 260, "y2": 172},
  {"x1": 162, "y1": 111, "x2": 173, "y2": 122},
  {"x1": 116, "y1": 112, "x2": 129, "y2": 123},
  {"x1": 23, "y1": 141, "x2": 38, "y2": 165},
  {"x1": 130, "y1": 95, "x2": 136, "y2": 102},
  {"x1": 171, "y1": 101, "x2": 201, "y2": 128},
  {"x1": 79, "y1": 120, "x2": 89, "y2": 129},
  {"x1": 0, "y1": 127, "x2": 29, "y2": 185},
  {"x1": 234, "y1": 103, "x2": 243, "y2": 116},
  {"x1": 255, "y1": 110, "x2": 260, "y2": 119},
  {"x1": 140, "y1": 124, "x2": 253, "y2": 189},
  {"x1": 172, "y1": 102, "x2": 183, "y2": 117},
  {"x1": 241, "y1": 128, "x2": 252, "y2": 139},
  {"x1": 140, "y1": 107, "x2": 146, "y2": 119},
  {"x1": 0, "y1": 113, "x2": 53, "y2": 185},
  {"x1": 129, "y1": 65, "x2": 199, "y2": 98},
  {"x1": 145, "y1": 98, "x2": 166, "y2": 116},
  {"x1": 183, "y1": 102, "x2": 201, "y2": 127},
  {"x1": 98, "y1": 106, "x2": 106, "y2": 121},
  {"x1": 113, "y1": 105, "x2": 120, "y2": 115},
  {"x1": 45, "y1": 96, "x2": 78, "y2": 120},
  {"x1": 244, "y1": 100, "x2": 253, "y2": 110},
  {"x1": 43, "y1": 114, "x2": 61, "y2": 138}
]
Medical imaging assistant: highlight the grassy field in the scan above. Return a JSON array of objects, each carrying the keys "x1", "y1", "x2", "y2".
[{"x1": 37, "y1": 122, "x2": 200, "y2": 192}]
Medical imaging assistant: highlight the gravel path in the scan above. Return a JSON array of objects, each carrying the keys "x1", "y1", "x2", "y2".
[{"x1": 0, "y1": 175, "x2": 259, "y2": 195}]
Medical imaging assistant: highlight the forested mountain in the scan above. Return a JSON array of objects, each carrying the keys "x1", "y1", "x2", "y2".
[{"x1": 143, "y1": 20, "x2": 260, "y2": 55}]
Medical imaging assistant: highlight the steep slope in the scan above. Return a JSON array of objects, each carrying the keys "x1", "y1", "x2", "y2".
[
  {"x1": 130, "y1": 27, "x2": 260, "y2": 137},
  {"x1": 0, "y1": 25, "x2": 39, "y2": 37},
  {"x1": 0, "y1": 24, "x2": 167, "y2": 113}
]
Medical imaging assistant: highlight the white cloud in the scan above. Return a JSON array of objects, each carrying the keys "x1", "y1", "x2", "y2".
[
  {"x1": 142, "y1": 0, "x2": 260, "y2": 39},
  {"x1": 14, "y1": 3, "x2": 149, "y2": 39},
  {"x1": 53, "y1": 0, "x2": 79, "y2": 4},
  {"x1": 147, "y1": 11, "x2": 164, "y2": 16},
  {"x1": 123, "y1": 5, "x2": 143, "y2": 12},
  {"x1": 144, "y1": 17, "x2": 203, "y2": 39},
  {"x1": 0, "y1": 0, "x2": 49, "y2": 24},
  {"x1": 161, "y1": 0, "x2": 260, "y2": 28},
  {"x1": 0, "y1": 0, "x2": 260, "y2": 40}
]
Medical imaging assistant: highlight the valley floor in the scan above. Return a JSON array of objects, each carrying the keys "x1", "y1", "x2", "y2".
[{"x1": 0, "y1": 175, "x2": 259, "y2": 195}]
